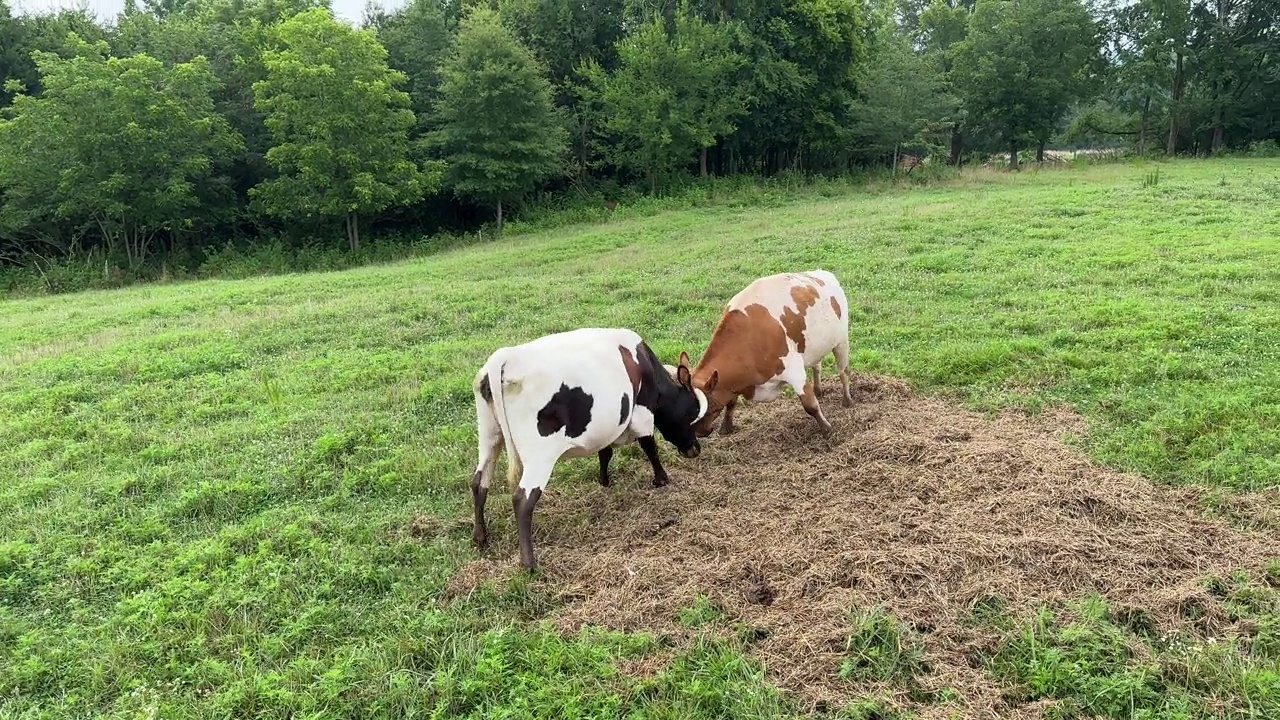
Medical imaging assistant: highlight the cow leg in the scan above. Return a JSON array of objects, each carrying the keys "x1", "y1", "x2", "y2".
[
  {"x1": 512, "y1": 462, "x2": 553, "y2": 572},
  {"x1": 798, "y1": 379, "x2": 834, "y2": 435},
  {"x1": 637, "y1": 435, "x2": 670, "y2": 487},
  {"x1": 811, "y1": 364, "x2": 822, "y2": 397},
  {"x1": 719, "y1": 397, "x2": 739, "y2": 436},
  {"x1": 472, "y1": 395, "x2": 504, "y2": 549},
  {"x1": 597, "y1": 446, "x2": 613, "y2": 487},
  {"x1": 833, "y1": 338, "x2": 854, "y2": 408}
]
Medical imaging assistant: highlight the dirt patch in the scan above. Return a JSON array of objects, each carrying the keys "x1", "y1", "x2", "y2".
[{"x1": 450, "y1": 374, "x2": 1280, "y2": 718}]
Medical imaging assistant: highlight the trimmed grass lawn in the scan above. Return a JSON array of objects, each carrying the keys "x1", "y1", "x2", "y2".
[{"x1": 2, "y1": 157, "x2": 1278, "y2": 718}]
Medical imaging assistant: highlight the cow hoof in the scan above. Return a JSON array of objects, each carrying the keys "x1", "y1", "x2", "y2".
[
  {"x1": 653, "y1": 474, "x2": 670, "y2": 488},
  {"x1": 842, "y1": 397, "x2": 854, "y2": 408},
  {"x1": 599, "y1": 475, "x2": 611, "y2": 488},
  {"x1": 719, "y1": 426, "x2": 736, "y2": 437},
  {"x1": 472, "y1": 530, "x2": 488, "y2": 549}
]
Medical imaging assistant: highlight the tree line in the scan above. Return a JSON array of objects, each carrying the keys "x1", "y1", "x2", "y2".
[{"x1": 1, "y1": 0, "x2": 1277, "y2": 280}]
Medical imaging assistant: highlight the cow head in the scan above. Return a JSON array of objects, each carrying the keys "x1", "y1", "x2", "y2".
[
  {"x1": 652, "y1": 351, "x2": 717, "y2": 458},
  {"x1": 691, "y1": 387, "x2": 731, "y2": 438}
]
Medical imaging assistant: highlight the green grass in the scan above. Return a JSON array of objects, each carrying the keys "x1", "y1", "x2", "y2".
[
  {"x1": 987, "y1": 579, "x2": 1280, "y2": 720},
  {"x1": 1, "y1": 157, "x2": 1279, "y2": 718}
]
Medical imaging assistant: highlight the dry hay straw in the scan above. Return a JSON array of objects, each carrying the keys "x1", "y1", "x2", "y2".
[{"x1": 448, "y1": 374, "x2": 1280, "y2": 718}]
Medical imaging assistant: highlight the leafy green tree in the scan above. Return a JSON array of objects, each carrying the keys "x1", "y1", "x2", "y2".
[
  {"x1": 919, "y1": 0, "x2": 975, "y2": 163},
  {"x1": 0, "y1": 35, "x2": 243, "y2": 266},
  {"x1": 580, "y1": 12, "x2": 744, "y2": 193},
  {"x1": 1, "y1": 5, "x2": 108, "y2": 103},
  {"x1": 951, "y1": 0, "x2": 1099, "y2": 168},
  {"x1": 432, "y1": 6, "x2": 568, "y2": 232},
  {"x1": 848, "y1": 24, "x2": 955, "y2": 165},
  {"x1": 367, "y1": 0, "x2": 455, "y2": 135},
  {"x1": 1, "y1": 1, "x2": 26, "y2": 107},
  {"x1": 251, "y1": 7, "x2": 435, "y2": 251}
]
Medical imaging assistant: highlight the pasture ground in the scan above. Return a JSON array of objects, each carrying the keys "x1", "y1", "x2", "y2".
[{"x1": 2, "y1": 157, "x2": 1279, "y2": 719}]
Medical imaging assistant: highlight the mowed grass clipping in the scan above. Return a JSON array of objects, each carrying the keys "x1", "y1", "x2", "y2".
[{"x1": 0, "y1": 157, "x2": 1278, "y2": 718}]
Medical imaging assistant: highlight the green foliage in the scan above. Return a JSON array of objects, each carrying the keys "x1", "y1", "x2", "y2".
[
  {"x1": 848, "y1": 27, "x2": 954, "y2": 161},
  {"x1": 0, "y1": 34, "x2": 242, "y2": 266},
  {"x1": 580, "y1": 12, "x2": 745, "y2": 193},
  {"x1": 368, "y1": 0, "x2": 454, "y2": 133},
  {"x1": 251, "y1": 7, "x2": 436, "y2": 250},
  {"x1": 950, "y1": 0, "x2": 1099, "y2": 163},
  {"x1": 432, "y1": 6, "x2": 569, "y2": 230}
]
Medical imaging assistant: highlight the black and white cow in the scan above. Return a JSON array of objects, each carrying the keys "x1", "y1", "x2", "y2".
[{"x1": 471, "y1": 327, "x2": 716, "y2": 571}]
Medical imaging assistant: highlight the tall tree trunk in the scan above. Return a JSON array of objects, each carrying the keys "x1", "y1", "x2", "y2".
[
  {"x1": 700, "y1": 147, "x2": 708, "y2": 177},
  {"x1": 1210, "y1": 0, "x2": 1227, "y2": 154},
  {"x1": 496, "y1": 200, "x2": 504, "y2": 234},
  {"x1": 1036, "y1": 139, "x2": 1046, "y2": 163},
  {"x1": 1138, "y1": 95, "x2": 1151, "y2": 155},
  {"x1": 1211, "y1": 99, "x2": 1224, "y2": 154},
  {"x1": 893, "y1": 143, "x2": 900, "y2": 176},
  {"x1": 345, "y1": 212, "x2": 360, "y2": 252},
  {"x1": 1009, "y1": 142, "x2": 1019, "y2": 170},
  {"x1": 1167, "y1": 51, "x2": 1185, "y2": 155},
  {"x1": 949, "y1": 123, "x2": 964, "y2": 165}
]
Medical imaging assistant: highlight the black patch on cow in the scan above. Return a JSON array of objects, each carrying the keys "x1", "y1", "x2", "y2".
[
  {"x1": 633, "y1": 342, "x2": 662, "y2": 411},
  {"x1": 536, "y1": 383, "x2": 594, "y2": 438},
  {"x1": 619, "y1": 393, "x2": 630, "y2": 425},
  {"x1": 478, "y1": 374, "x2": 492, "y2": 403}
]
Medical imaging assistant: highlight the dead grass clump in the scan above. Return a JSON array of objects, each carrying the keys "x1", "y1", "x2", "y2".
[{"x1": 449, "y1": 373, "x2": 1280, "y2": 717}]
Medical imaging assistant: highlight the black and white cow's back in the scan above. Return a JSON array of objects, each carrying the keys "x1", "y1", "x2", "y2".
[{"x1": 470, "y1": 327, "x2": 709, "y2": 570}]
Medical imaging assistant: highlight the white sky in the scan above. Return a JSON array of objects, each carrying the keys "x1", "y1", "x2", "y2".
[{"x1": 10, "y1": 0, "x2": 404, "y2": 24}]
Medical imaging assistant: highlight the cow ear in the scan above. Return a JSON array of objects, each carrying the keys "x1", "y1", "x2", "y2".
[
  {"x1": 678, "y1": 351, "x2": 691, "y2": 368},
  {"x1": 704, "y1": 370, "x2": 719, "y2": 393},
  {"x1": 676, "y1": 364, "x2": 692, "y2": 389}
]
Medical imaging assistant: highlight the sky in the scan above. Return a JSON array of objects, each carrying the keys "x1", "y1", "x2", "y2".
[{"x1": 9, "y1": 0, "x2": 401, "y2": 24}]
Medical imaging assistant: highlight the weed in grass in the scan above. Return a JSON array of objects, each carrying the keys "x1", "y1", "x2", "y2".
[{"x1": 840, "y1": 606, "x2": 931, "y2": 686}]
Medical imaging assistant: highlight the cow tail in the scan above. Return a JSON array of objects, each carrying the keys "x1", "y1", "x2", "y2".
[{"x1": 488, "y1": 358, "x2": 522, "y2": 491}]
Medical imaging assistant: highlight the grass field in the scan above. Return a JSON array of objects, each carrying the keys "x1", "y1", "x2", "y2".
[{"x1": 2, "y1": 157, "x2": 1279, "y2": 718}]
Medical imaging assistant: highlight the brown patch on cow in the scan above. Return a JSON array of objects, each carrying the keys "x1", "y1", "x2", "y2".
[
  {"x1": 789, "y1": 283, "x2": 820, "y2": 311},
  {"x1": 780, "y1": 307, "x2": 808, "y2": 353},
  {"x1": 806, "y1": 273, "x2": 826, "y2": 286},
  {"x1": 830, "y1": 296, "x2": 842, "y2": 319},
  {"x1": 450, "y1": 374, "x2": 1280, "y2": 716},
  {"x1": 618, "y1": 345, "x2": 641, "y2": 395},
  {"x1": 691, "y1": 303, "x2": 789, "y2": 434},
  {"x1": 478, "y1": 374, "x2": 493, "y2": 403},
  {"x1": 779, "y1": 284, "x2": 820, "y2": 354}
]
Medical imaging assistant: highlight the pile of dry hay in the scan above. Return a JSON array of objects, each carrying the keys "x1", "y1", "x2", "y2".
[{"x1": 448, "y1": 374, "x2": 1280, "y2": 718}]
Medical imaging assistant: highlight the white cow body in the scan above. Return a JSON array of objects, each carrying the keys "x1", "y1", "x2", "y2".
[{"x1": 470, "y1": 327, "x2": 709, "y2": 570}]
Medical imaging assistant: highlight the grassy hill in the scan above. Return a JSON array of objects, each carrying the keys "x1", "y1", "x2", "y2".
[{"x1": 2, "y1": 157, "x2": 1279, "y2": 718}]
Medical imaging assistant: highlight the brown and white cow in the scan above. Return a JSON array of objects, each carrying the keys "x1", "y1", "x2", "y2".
[{"x1": 686, "y1": 270, "x2": 854, "y2": 437}]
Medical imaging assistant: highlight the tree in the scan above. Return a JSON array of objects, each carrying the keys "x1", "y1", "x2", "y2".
[
  {"x1": 0, "y1": 35, "x2": 243, "y2": 266},
  {"x1": 367, "y1": 0, "x2": 455, "y2": 135},
  {"x1": 251, "y1": 7, "x2": 435, "y2": 251},
  {"x1": 848, "y1": 23, "x2": 955, "y2": 165},
  {"x1": 919, "y1": 0, "x2": 974, "y2": 163},
  {"x1": 951, "y1": 0, "x2": 1100, "y2": 168},
  {"x1": 1, "y1": 0, "x2": 27, "y2": 107},
  {"x1": 580, "y1": 12, "x2": 745, "y2": 193},
  {"x1": 432, "y1": 6, "x2": 568, "y2": 232}
]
